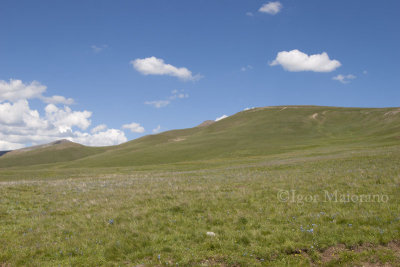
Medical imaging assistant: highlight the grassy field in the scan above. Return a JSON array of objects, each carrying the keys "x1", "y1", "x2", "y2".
[{"x1": 1, "y1": 106, "x2": 400, "y2": 266}]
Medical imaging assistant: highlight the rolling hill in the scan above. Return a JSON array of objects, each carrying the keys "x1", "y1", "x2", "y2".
[
  {"x1": 0, "y1": 139, "x2": 106, "y2": 168},
  {"x1": 2, "y1": 105, "x2": 400, "y2": 266},
  {"x1": 1, "y1": 105, "x2": 399, "y2": 169}
]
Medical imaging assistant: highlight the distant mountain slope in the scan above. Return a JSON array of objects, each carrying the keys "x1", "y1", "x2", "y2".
[
  {"x1": 0, "y1": 151, "x2": 10, "y2": 157},
  {"x1": 5, "y1": 139, "x2": 74, "y2": 155},
  {"x1": 1, "y1": 106, "x2": 400, "y2": 169},
  {"x1": 0, "y1": 139, "x2": 106, "y2": 168},
  {"x1": 65, "y1": 106, "x2": 400, "y2": 168},
  {"x1": 197, "y1": 120, "x2": 215, "y2": 127}
]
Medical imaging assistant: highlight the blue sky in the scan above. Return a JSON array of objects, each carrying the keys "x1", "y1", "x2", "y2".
[{"x1": 0, "y1": 0, "x2": 399, "y2": 149}]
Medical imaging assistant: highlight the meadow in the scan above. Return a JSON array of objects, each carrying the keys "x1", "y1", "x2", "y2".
[
  {"x1": 1, "y1": 144, "x2": 400, "y2": 266},
  {"x1": 1, "y1": 106, "x2": 400, "y2": 266}
]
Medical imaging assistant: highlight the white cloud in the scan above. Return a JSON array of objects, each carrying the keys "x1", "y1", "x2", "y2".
[
  {"x1": 215, "y1": 115, "x2": 228, "y2": 121},
  {"x1": 332, "y1": 74, "x2": 356, "y2": 84},
  {"x1": 270, "y1": 49, "x2": 341, "y2": 72},
  {"x1": 122, "y1": 122, "x2": 145, "y2": 133},
  {"x1": 0, "y1": 79, "x2": 133, "y2": 148},
  {"x1": 145, "y1": 89, "x2": 189, "y2": 108},
  {"x1": 244, "y1": 107, "x2": 255, "y2": 111},
  {"x1": 91, "y1": 124, "x2": 107, "y2": 134},
  {"x1": 0, "y1": 79, "x2": 46, "y2": 102},
  {"x1": 131, "y1": 57, "x2": 201, "y2": 81},
  {"x1": 152, "y1": 125, "x2": 161, "y2": 134},
  {"x1": 0, "y1": 100, "x2": 46, "y2": 128},
  {"x1": 0, "y1": 79, "x2": 75, "y2": 105},
  {"x1": 0, "y1": 100, "x2": 128, "y2": 147},
  {"x1": 71, "y1": 129, "x2": 127, "y2": 147},
  {"x1": 41, "y1": 95, "x2": 74, "y2": 105},
  {"x1": 45, "y1": 104, "x2": 92, "y2": 132},
  {"x1": 363, "y1": 70, "x2": 368, "y2": 75},
  {"x1": 259, "y1": 1, "x2": 282, "y2": 15},
  {"x1": 91, "y1": 44, "x2": 108, "y2": 53},
  {"x1": 246, "y1": 12, "x2": 254, "y2": 17},
  {"x1": 0, "y1": 140, "x2": 25, "y2": 150}
]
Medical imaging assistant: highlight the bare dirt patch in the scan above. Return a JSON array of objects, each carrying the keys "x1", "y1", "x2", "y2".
[
  {"x1": 320, "y1": 244, "x2": 347, "y2": 263},
  {"x1": 197, "y1": 120, "x2": 215, "y2": 127},
  {"x1": 384, "y1": 109, "x2": 400, "y2": 117},
  {"x1": 311, "y1": 113, "x2": 319, "y2": 120},
  {"x1": 170, "y1": 137, "x2": 186, "y2": 142},
  {"x1": 318, "y1": 241, "x2": 400, "y2": 266}
]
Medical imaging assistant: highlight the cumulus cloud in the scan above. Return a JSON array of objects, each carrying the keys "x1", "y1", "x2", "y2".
[
  {"x1": 332, "y1": 74, "x2": 356, "y2": 84},
  {"x1": 0, "y1": 140, "x2": 25, "y2": 151},
  {"x1": 0, "y1": 100, "x2": 46, "y2": 128},
  {"x1": 41, "y1": 95, "x2": 74, "y2": 105},
  {"x1": 131, "y1": 57, "x2": 201, "y2": 81},
  {"x1": 71, "y1": 129, "x2": 127, "y2": 147},
  {"x1": 122, "y1": 122, "x2": 145, "y2": 133},
  {"x1": 0, "y1": 100, "x2": 128, "y2": 148},
  {"x1": 0, "y1": 79, "x2": 75, "y2": 105},
  {"x1": 259, "y1": 1, "x2": 282, "y2": 15},
  {"x1": 152, "y1": 125, "x2": 161, "y2": 134},
  {"x1": 0, "y1": 79, "x2": 136, "y2": 149},
  {"x1": 91, "y1": 124, "x2": 107, "y2": 134},
  {"x1": 0, "y1": 79, "x2": 46, "y2": 102},
  {"x1": 215, "y1": 115, "x2": 228, "y2": 121},
  {"x1": 145, "y1": 89, "x2": 189, "y2": 108},
  {"x1": 45, "y1": 104, "x2": 92, "y2": 132},
  {"x1": 270, "y1": 49, "x2": 341, "y2": 72}
]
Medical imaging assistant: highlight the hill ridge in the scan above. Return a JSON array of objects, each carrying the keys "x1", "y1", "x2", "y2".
[{"x1": 1, "y1": 105, "x2": 400, "y2": 169}]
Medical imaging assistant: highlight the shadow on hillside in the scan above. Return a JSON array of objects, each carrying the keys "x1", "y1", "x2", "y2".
[{"x1": 0, "y1": 151, "x2": 11, "y2": 157}]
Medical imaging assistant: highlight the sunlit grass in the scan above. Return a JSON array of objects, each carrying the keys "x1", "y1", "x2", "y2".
[{"x1": 1, "y1": 145, "x2": 399, "y2": 266}]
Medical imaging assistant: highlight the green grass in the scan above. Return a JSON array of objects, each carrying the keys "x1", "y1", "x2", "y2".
[
  {"x1": 1, "y1": 146, "x2": 400, "y2": 266},
  {"x1": 0, "y1": 141, "x2": 106, "y2": 168},
  {"x1": 1, "y1": 106, "x2": 400, "y2": 266},
  {"x1": 63, "y1": 106, "x2": 400, "y2": 168},
  {"x1": 1, "y1": 106, "x2": 400, "y2": 169}
]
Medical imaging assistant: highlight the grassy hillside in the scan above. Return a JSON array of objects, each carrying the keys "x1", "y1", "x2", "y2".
[
  {"x1": 0, "y1": 140, "x2": 106, "y2": 168},
  {"x1": 66, "y1": 106, "x2": 400, "y2": 168},
  {"x1": 1, "y1": 106, "x2": 400, "y2": 266},
  {"x1": 0, "y1": 106, "x2": 400, "y2": 171},
  {"x1": 1, "y1": 106, "x2": 400, "y2": 169}
]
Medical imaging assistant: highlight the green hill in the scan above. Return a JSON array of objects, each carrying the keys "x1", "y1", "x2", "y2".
[
  {"x1": 1, "y1": 106, "x2": 400, "y2": 169},
  {"x1": 0, "y1": 139, "x2": 106, "y2": 168},
  {"x1": 1, "y1": 106, "x2": 400, "y2": 266}
]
